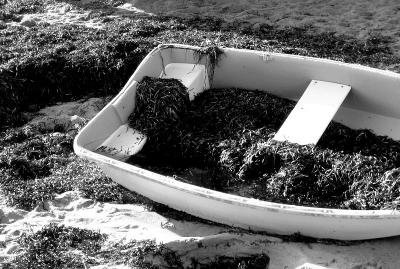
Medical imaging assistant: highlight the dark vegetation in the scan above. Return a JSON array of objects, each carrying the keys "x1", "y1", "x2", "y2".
[
  {"x1": 2, "y1": 4, "x2": 397, "y2": 268},
  {"x1": 3, "y1": 223, "x2": 269, "y2": 269},
  {"x1": 128, "y1": 76, "x2": 190, "y2": 144},
  {"x1": 0, "y1": 122, "x2": 149, "y2": 209},
  {"x1": 1, "y1": 12, "x2": 399, "y2": 130},
  {"x1": 0, "y1": 0, "x2": 45, "y2": 22},
  {"x1": 100, "y1": 239, "x2": 269, "y2": 269},
  {"x1": 127, "y1": 80, "x2": 400, "y2": 210},
  {"x1": 3, "y1": 223, "x2": 106, "y2": 269},
  {"x1": 0, "y1": 122, "x2": 231, "y2": 227}
]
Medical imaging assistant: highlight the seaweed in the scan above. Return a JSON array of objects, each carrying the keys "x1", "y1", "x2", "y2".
[
  {"x1": 2, "y1": 13, "x2": 399, "y2": 130},
  {"x1": 0, "y1": 123, "x2": 221, "y2": 218},
  {"x1": 3, "y1": 224, "x2": 106, "y2": 269},
  {"x1": 97, "y1": 239, "x2": 183, "y2": 269},
  {"x1": 0, "y1": 124, "x2": 134, "y2": 209},
  {"x1": 128, "y1": 76, "x2": 190, "y2": 144},
  {"x1": 193, "y1": 45, "x2": 224, "y2": 85},
  {"x1": 192, "y1": 254, "x2": 270, "y2": 269},
  {"x1": 4, "y1": 223, "x2": 269, "y2": 269},
  {"x1": 0, "y1": 22, "x2": 156, "y2": 130},
  {"x1": 127, "y1": 87, "x2": 400, "y2": 210},
  {"x1": 94, "y1": 238, "x2": 269, "y2": 269},
  {"x1": 1, "y1": 2, "x2": 400, "y2": 209},
  {"x1": 0, "y1": 0, "x2": 45, "y2": 22}
]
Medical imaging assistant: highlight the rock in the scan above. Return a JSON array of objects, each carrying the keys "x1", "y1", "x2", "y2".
[{"x1": 20, "y1": 16, "x2": 37, "y2": 27}]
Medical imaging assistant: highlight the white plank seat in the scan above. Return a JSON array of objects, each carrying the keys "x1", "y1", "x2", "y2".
[
  {"x1": 274, "y1": 80, "x2": 351, "y2": 145},
  {"x1": 96, "y1": 63, "x2": 209, "y2": 161}
]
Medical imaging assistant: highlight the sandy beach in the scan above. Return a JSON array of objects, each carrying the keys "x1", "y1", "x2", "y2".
[
  {"x1": 2, "y1": 0, "x2": 400, "y2": 268},
  {"x1": 2, "y1": 186, "x2": 400, "y2": 268},
  {"x1": 134, "y1": 0, "x2": 400, "y2": 54}
]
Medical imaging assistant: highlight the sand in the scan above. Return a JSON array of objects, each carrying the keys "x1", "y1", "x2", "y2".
[
  {"x1": 9, "y1": 0, "x2": 400, "y2": 54},
  {"x1": 132, "y1": 0, "x2": 400, "y2": 54},
  {"x1": 2, "y1": 0, "x2": 400, "y2": 268},
  {"x1": 2, "y1": 189, "x2": 400, "y2": 268},
  {"x1": 8, "y1": 0, "x2": 152, "y2": 29},
  {"x1": 9, "y1": 0, "x2": 400, "y2": 55}
]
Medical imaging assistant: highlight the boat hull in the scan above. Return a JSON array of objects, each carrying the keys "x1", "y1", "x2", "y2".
[{"x1": 74, "y1": 44, "x2": 400, "y2": 240}]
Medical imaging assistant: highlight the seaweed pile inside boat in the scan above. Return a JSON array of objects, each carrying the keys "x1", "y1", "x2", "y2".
[
  {"x1": 127, "y1": 78, "x2": 400, "y2": 210},
  {"x1": 128, "y1": 76, "x2": 190, "y2": 147}
]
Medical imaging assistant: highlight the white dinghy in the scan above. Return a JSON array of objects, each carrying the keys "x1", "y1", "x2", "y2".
[{"x1": 74, "y1": 44, "x2": 400, "y2": 240}]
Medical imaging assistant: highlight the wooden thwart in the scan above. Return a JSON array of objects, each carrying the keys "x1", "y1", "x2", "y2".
[{"x1": 274, "y1": 80, "x2": 351, "y2": 145}]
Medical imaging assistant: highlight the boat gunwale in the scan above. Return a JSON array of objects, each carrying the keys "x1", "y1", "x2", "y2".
[{"x1": 157, "y1": 43, "x2": 400, "y2": 78}]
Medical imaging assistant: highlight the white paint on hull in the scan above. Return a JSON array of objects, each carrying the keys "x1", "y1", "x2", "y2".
[{"x1": 74, "y1": 44, "x2": 400, "y2": 240}]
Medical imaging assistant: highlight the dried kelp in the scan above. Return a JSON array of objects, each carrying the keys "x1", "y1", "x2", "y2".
[
  {"x1": 193, "y1": 45, "x2": 224, "y2": 84},
  {"x1": 4, "y1": 224, "x2": 106, "y2": 269},
  {"x1": 0, "y1": 124, "x2": 141, "y2": 209},
  {"x1": 0, "y1": 0, "x2": 45, "y2": 22},
  {"x1": 4, "y1": 223, "x2": 269, "y2": 269},
  {"x1": 128, "y1": 76, "x2": 190, "y2": 144},
  {"x1": 127, "y1": 87, "x2": 400, "y2": 210},
  {"x1": 2, "y1": 14, "x2": 399, "y2": 130}
]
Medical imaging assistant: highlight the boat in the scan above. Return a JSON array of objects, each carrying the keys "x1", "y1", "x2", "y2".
[{"x1": 74, "y1": 43, "x2": 400, "y2": 240}]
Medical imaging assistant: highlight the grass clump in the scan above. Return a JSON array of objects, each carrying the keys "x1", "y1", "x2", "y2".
[
  {"x1": 4, "y1": 223, "x2": 106, "y2": 269},
  {"x1": 127, "y1": 87, "x2": 400, "y2": 210}
]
